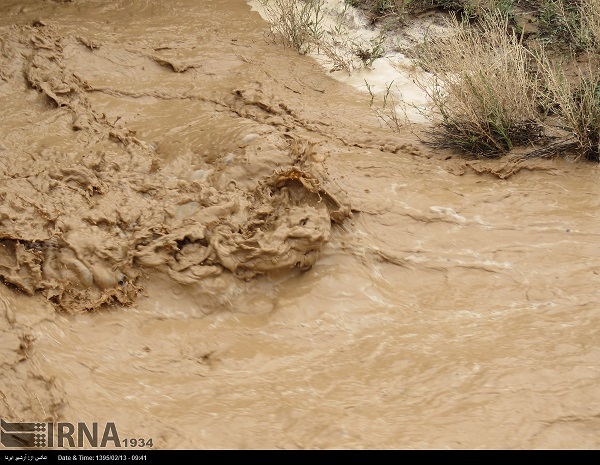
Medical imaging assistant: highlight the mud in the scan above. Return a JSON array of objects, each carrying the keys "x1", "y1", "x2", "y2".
[
  {"x1": 0, "y1": 17, "x2": 353, "y2": 312},
  {"x1": 1, "y1": 0, "x2": 599, "y2": 450}
]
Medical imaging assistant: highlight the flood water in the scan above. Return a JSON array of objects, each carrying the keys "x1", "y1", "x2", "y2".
[{"x1": 1, "y1": 0, "x2": 599, "y2": 449}]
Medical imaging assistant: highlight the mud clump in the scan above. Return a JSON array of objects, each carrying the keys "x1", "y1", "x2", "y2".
[{"x1": 0, "y1": 23, "x2": 351, "y2": 312}]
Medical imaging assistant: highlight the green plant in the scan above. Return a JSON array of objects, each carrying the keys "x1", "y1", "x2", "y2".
[
  {"x1": 365, "y1": 80, "x2": 404, "y2": 131},
  {"x1": 345, "y1": 0, "x2": 412, "y2": 23},
  {"x1": 537, "y1": 0, "x2": 594, "y2": 51},
  {"x1": 374, "y1": 0, "x2": 399, "y2": 14},
  {"x1": 353, "y1": 35, "x2": 386, "y2": 67},
  {"x1": 398, "y1": 0, "x2": 517, "y2": 20}
]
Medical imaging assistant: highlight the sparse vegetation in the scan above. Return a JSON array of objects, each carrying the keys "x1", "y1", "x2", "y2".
[
  {"x1": 260, "y1": 0, "x2": 600, "y2": 161},
  {"x1": 535, "y1": 53, "x2": 600, "y2": 160},
  {"x1": 259, "y1": 0, "x2": 387, "y2": 73},
  {"x1": 353, "y1": 35, "x2": 386, "y2": 66},
  {"x1": 350, "y1": 0, "x2": 517, "y2": 23},
  {"x1": 580, "y1": 0, "x2": 600, "y2": 51},
  {"x1": 365, "y1": 79, "x2": 406, "y2": 131},
  {"x1": 344, "y1": 0, "x2": 411, "y2": 25},
  {"x1": 374, "y1": 0, "x2": 600, "y2": 160},
  {"x1": 536, "y1": 0, "x2": 600, "y2": 52},
  {"x1": 531, "y1": 0, "x2": 600, "y2": 160},
  {"x1": 538, "y1": 0, "x2": 589, "y2": 50},
  {"x1": 259, "y1": 0, "x2": 326, "y2": 54}
]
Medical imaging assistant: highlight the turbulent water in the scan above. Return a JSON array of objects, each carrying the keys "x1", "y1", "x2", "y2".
[{"x1": 1, "y1": 0, "x2": 599, "y2": 450}]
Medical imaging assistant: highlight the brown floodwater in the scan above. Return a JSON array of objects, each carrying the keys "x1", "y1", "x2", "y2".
[{"x1": 1, "y1": 0, "x2": 599, "y2": 450}]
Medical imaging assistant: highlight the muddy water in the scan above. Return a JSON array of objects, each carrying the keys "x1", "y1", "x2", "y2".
[{"x1": 1, "y1": 0, "x2": 599, "y2": 450}]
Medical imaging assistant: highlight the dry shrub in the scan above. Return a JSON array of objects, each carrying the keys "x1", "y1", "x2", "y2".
[
  {"x1": 414, "y1": 11, "x2": 543, "y2": 156},
  {"x1": 365, "y1": 80, "x2": 405, "y2": 131},
  {"x1": 537, "y1": 0, "x2": 600, "y2": 52},
  {"x1": 259, "y1": 0, "x2": 326, "y2": 54},
  {"x1": 538, "y1": 0, "x2": 590, "y2": 50},
  {"x1": 531, "y1": 0, "x2": 600, "y2": 159},
  {"x1": 258, "y1": 1, "x2": 381, "y2": 73},
  {"x1": 581, "y1": 0, "x2": 600, "y2": 50},
  {"x1": 535, "y1": 51, "x2": 600, "y2": 161}
]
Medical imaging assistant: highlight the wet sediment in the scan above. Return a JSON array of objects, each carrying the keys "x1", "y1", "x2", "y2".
[{"x1": 1, "y1": 0, "x2": 599, "y2": 450}]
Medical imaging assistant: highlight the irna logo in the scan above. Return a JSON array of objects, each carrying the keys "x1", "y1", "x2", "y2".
[{"x1": 0, "y1": 420, "x2": 122, "y2": 448}]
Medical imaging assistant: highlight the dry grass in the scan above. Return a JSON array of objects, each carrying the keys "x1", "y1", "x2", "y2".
[
  {"x1": 414, "y1": 11, "x2": 543, "y2": 156},
  {"x1": 259, "y1": 1, "x2": 386, "y2": 74},
  {"x1": 537, "y1": 0, "x2": 600, "y2": 52},
  {"x1": 534, "y1": 51, "x2": 600, "y2": 160},
  {"x1": 259, "y1": 0, "x2": 326, "y2": 54},
  {"x1": 581, "y1": 0, "x2": 600, "y2": 51},
  {"x1": 528, "y1": 1, "x2": 600, "y2": 161},
  {"x1": 365, "y1": 80, "x2": 405, "y2": 131},
  {"x1": 259, "y1": 0, "x2": 600, "y2": 162},
  {"x1": 538, "y1": 0, "x2": 590, "y2": 50}
]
